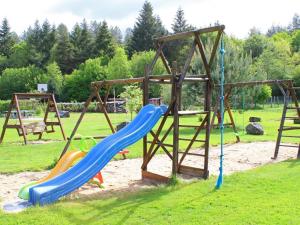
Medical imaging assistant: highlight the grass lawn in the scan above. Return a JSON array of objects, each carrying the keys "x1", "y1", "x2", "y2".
[
  {"x1": 0, "y1": 105, "x2": 299, "y2": 173},
  {"x1": 1, "y1": 160, "x2": 299, "y2": 224}
]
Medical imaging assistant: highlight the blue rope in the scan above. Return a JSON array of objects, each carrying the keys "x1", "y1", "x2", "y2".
[{"x1": 216, "y1": 35, "x2": 225, "y2": 189}]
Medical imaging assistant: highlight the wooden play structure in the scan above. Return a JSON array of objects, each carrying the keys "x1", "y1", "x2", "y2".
[
  {"x1": 211, "y1": 79, "x2": 300, "y2": 158},
  {"x1": 0, "y1": 93, "x2": 66, "y2": 144},
  {"x1": 61, "y1": 25, "x2": 225, "y2": 181}
]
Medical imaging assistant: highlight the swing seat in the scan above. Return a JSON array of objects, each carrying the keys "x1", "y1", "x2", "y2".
[{"x1": 17, "y1": 121, "x2": 46, "y2": 136}]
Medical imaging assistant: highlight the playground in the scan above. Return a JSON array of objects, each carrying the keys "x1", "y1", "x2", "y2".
[{"x1": 0, "y1": 22, "x2": 299, "y2": 225}]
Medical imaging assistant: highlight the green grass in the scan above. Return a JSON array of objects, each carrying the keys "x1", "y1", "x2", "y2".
[
  {"x1": 0, "y1": 105, "x2": 299, "y2": 173},
  {"x1": 1, "y1": 160, "x2": 299, "y2": 224}
]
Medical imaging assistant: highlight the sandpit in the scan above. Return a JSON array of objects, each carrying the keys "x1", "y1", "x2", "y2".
[{"x1": 0, "y1": 141, "x2": 298, "y2": 205}]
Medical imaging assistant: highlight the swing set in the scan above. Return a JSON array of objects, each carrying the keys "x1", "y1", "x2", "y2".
[{"x1": 0, "y1": 93, "x2": 66, "y2": 144}]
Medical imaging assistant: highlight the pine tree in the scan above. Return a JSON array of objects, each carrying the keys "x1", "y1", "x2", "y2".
[
  {"x1": 94, "y1": 21, "x2": 115, "y2": 59},
  {"x1": 127, "y1": 1, "x2": 166, "y2": 57},
  {"x1": 0, "y1": 18, "x2": 16, "y2": 57},
  {"x1": 110, "y1": 26, "x2": 123, "y2": 44},
  {"x1": 171, "y1": 7, "x2": 189, "y2": 33},
  {"x1": 167, "y1": 8, "x2": 194, "y2": 65},
  {"x1": 40, "y1": 20, "x2": 56, "y2": 66},
  {"x1": 51, "y1": 24, "x2": 74, "y2": 74},
  {"x1": 70, "y1": 20, "x2": 94, "y2": 67}
]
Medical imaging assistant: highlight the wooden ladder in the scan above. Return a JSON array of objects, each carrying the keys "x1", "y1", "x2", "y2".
[{"x1": 273, "y1": 83, "x2": 300, "y2": 159}]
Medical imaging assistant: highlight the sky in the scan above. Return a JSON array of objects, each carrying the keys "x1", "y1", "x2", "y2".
[{"x1": 0, "y1": 0, "x2": 300, "y2": 39}]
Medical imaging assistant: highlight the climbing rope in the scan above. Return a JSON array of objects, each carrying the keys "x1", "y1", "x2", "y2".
[{"x1": 216, "y1": 35, "x2": 225, "y2": 189}]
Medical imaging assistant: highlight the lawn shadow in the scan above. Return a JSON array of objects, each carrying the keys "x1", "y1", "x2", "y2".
[{"x1": 48, "y1": 183, "x2": 188, "y2": 225}]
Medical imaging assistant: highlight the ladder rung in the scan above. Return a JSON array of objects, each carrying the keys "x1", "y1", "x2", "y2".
[
  {"x1": 282, "y1": 135, "x2": 300, "y2": 138},
  {"x1": 279, "y1": 144, "x2": 299, "y2": 148},
  {"x1": 179, "y1": 138, "x2": 206, "y2": 143},
  {"x1": 146, "y1": 141, "x2": 173, "y2": 148},
  {"x1": 178, "y1": 111, "x2": 208, "y2": 116},
  {"x1": 282, "y1": 126, "x2": 300, "y2": 131},
  {"x1": 286, "y1": 107, "x2": 300, "y2": 109},
  {"x1": 179, "y1": 124, "x2": 200, "y2": 128},
  {"x1": 178, "y1": 151, "x2": 205, "y2": 157},
  {"x1": 284, "y1": 116, "x2": 300, "y2": 119},
  {"x1": 291, "y1": 87, "x2": 300, "y2": 90}
]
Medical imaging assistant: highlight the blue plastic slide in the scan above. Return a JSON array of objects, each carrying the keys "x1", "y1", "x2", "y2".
[{"x1": 29, "y1": 104, "x2": 166, "y2": 206}]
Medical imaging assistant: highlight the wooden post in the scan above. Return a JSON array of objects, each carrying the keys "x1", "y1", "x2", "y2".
[
  {"x1": 14, "y1": 95, "x2": 28, "y2": 144},
  {"x1": 203, "y1": 73, "x2": 212, "y2": 179},
  {"x1": 273, "y1": 83, "x2": 288, "y2": 159},
  {"x1": 60, "y1": 92, "x2": 95, "y2": 158},
  {"x1": 51, "y1": 94, "x2": 66, "y2": 141},
  {"x1": 0, "y1": 95, "x2": 15, "y2": 144},
  {"x1": 172, "y1": 62, "x2": 179, "y2": 177},
  {"x1": 143, "y1": 65, "x2": 149, "y2": 170}
]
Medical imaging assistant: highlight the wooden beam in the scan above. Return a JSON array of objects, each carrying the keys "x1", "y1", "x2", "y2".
[
  {"x1": 92, "y1": 77, "x2": 144, "y2": 87},
  {"x1": 218, "y1": 79, "x2": 292, "y2": 88},
  {"x1": 142, "y1": 170, "x2": 170, "y2": 183},
  {"x1": 155, "y1": 25, "x2": 225, "y2": 42},
  {"x1": 178, "y1": 165, "x2": 205, "y2": 177}
]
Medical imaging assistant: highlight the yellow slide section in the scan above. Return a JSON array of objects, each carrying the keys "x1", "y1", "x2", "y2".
[
  {"x1": 18, "y1": 151, "x2": 86, "y2": 200},
  {"x1": 39, "y1": 151, "x2": 86, "y2": 183}
]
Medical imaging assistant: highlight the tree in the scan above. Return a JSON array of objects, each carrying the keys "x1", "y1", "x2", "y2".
[
  {"x1": 40, "y1": 20, "x2": 56, "y2": 66},
  {"x1": 51, "y1": 24, "x2": 74, "y2": 74},
  {"x1": 291, "y1": 30, "x2": 300, "y2": 52},
  {"x1": 0, "y1": 65, "x2": 46, "y2": 99},
  {"x1": 267, "y1": 25, "x2": 287, "y2": 37},
  {"x1": 171, "y1": 7, "x2": 189, "y2": 33},
  {"x1": 45, "y1": 63, "x2": 63, "y2": 97},
  {"x1": 94, "y1": 21, "x2": 115, "y2": 60},
  {"x1": 243, "y1": 34, "x2": 268, "y2": 59},
  {"x1": 107, "y1": 47, "x2": 132, "y2": 95},
  {"x1": 167, "y1": 7, "x2": 194, "y2": 65},
  {"x1": 126, "y1": 1, "x2": 166, "y2": 56},
  {"x1": 288, "y1": 13, "x2": 300, "y2": 31},
  {"x1": 107, "y1": 47, "x2": 131, "y2": 80},
  {"x1": 62, "y1": 57, "x2": 107, "y2": 101},
  {"x1": 0, "y1": 18, "x2": 16, "y2": 57},
  {"x1": 72, "y1": 19, "x2": 94, "y2": 66},
  {"x1": 110, "y1": 26, "x2": 123, "y2": 44},
  {"x1": 8, "y1": 41, "x2": 30, "y2": 68},
  {"x1": 130, "y1": 50, "x2": 166, "y2": 97},
  {"x1": 119, "y1": 85, "x2": 143, "y2": 120}
]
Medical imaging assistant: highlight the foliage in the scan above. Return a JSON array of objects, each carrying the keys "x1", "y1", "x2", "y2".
[
  {"x1": 119, "y1": 85, "x2": 143, "y2": 120},
  {"x1": 130, "y1": 50, "x2": 166, "y2": 97},
  {"x1": 291, "y1": 30, "x2": 300, "y2": 52},
  {"x1": 254, "y1": 85, "x2": 272, "y2": 104},
  {"x1": 107, "y1": 47, "x2": 132, "y2": 95},
  {"x1": 46, "y1": 62, "x2": 63, "y2": 97},
  {"x1": 62, "y1": 57, "x2": 107, "y2": 101},
  {"x1": 51, "y1": 24, "x2": 74, "y2": 74},
  {"x1": 94, "y1": 21, "x2": 115, "y2": 59},
  {"x1": 0, "y1": 65, "x2": 46, "y2": 99},
  {"x1": 243, "y1": 34, "x2": 268, "y2": 59},
  {"x1": 126, "y1": 1, "x2": 167, "y2": 57},
  {"x1": 0, "y1": 18, "x2": 16, "y2": 57}
]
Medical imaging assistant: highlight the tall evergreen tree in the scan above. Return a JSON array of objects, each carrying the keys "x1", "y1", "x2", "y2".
[
  {"x1": 70, "y1": 20, "x2": 94, "y2": 68},
  {"x1": 167, "y1": 7, "x2": 193, "y2": 65},
  {"x1": 110, "y1": 26, "x2": 123, "y2": 44},
  {"x1": 40, "y1": 20, "x2": 56, "y2": 66},
  {"x1": 126, "y1": 1, "x2": 166, "y2": 57},
  {"x1": 171, "y1": 7, "x2": 189, "y2": 33},
  {"x1": 0, "y1": 18, "x2": 16, "y2": 57},
  {"x1": 51, "y1": 24, "x2": 74, "y2": 74},
  {"x1": 94, "y1": 21, "x2": 115, "y2": 60}
]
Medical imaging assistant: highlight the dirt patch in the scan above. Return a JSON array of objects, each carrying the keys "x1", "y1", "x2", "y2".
[{"x1": 0, "y1": 142, "x2": 297, "y2": 204}]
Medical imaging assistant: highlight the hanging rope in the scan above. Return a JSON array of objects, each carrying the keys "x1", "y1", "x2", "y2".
[{"x1": 216, "y1": 35, "x2": 225, "y2": 189}]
